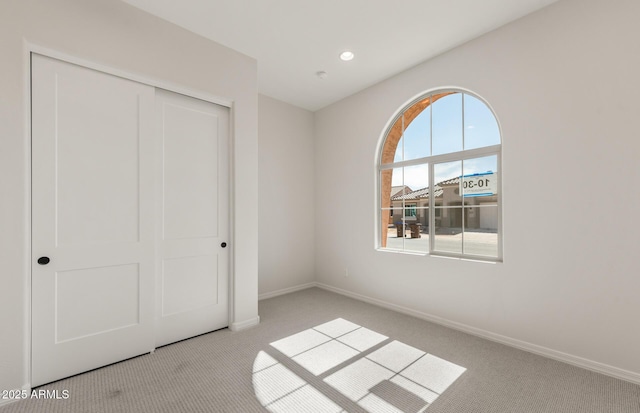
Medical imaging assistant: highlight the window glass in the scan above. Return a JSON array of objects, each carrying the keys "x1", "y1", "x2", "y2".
[
  {"x1": 403, "y1": 164, "x2": 428, "y2": 195},
  {"x1": 403, "y1": 108, "x2": 430, "y2": 160},
  {"x1": 460, "y1": 155, "x2": 498, "y2": 258},
  {"x1": 432, "y1": 93, "x2": 463, "y2": 155},
  {"x1": 381, "y1": 114, "x2": 405, "y2": 165},
  {"x1": 433, "y1": 161, "x2": 463, "y2": 254},
  {"x1": 404, "y1": 207, "x2": 428, "y2": 254},
  {"x1": 434, "y1": 161, "x2": 462, "y2": 207},
  {"x1": 461, "y1": 155, "x2": 498, "y2": 200},
  {"x1": 404, "y1": 204, "x2": 417, "y2": 218},
  {"x1": 463, "y1": 206, "x2": 498, "y2": 257},
  {"x1": 394, "y1": 136, "x2": 403, "y2": 163},
  {"x1": 463, "y1": 94, "x2": 500, "y2": 150},
  {"x1": 463, "y1": 155, "x2": 498, "y2": 177},
  {"x1": 380, "y1": 169, "x2": 401, "y2": 208},
  {"x1": 383, "y1": 215, "x2": 404, "y2": 251}
]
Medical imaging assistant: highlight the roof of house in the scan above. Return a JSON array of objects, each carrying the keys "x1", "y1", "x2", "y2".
[
  {"x1": 390, "y1": 185, "x2": 412, "y2": 198},
  {"x1": 391, "y1": 177, "x2": 460, "y2": 201}
]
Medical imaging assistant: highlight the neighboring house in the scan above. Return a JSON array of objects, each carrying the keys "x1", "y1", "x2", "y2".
[{"x1": 390, "y1": 177, "x2": 498, "y2": 233}]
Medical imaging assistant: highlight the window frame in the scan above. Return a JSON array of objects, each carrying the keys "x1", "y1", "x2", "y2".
[{"x1": 376, "y1": 88, "x2": 503, "y2": 262}]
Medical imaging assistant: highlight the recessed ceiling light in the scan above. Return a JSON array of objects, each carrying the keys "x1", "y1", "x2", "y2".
[{"x1": 339, "y1": 51, "x2": 355, "y2": 61}]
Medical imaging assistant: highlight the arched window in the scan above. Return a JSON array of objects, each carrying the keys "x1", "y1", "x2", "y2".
[{"x1": 377, "y1": 89, "x2": 502, "y2": 260}]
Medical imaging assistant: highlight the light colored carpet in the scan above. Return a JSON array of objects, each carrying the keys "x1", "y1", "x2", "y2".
[{"x1": 2, "y1": 287, "x2": 639, "y2": 412}]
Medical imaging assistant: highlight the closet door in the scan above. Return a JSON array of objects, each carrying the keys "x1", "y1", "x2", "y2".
[
  {"x1": 31, "y1": 54, "x2": 156, "y2": 386},
  {"x1": 155, "y1": 89, "x2": 229, "y2": 347}
]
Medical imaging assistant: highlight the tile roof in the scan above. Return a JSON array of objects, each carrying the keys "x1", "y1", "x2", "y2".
[
  {"x1": 390, "y1": 185, "x2": 411, "y2": 198},
  {"x1": 391, "y1": 177, "x2": 460, "y2": 201},
  {"x1": 438, "y1": 177, "x2": 461, "y2": 186}
]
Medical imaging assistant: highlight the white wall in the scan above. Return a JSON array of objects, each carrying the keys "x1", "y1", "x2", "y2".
[
  {"x1": 258, "y1": 95, "x2": 316, "y2": 297},
  {"x1": 314, "y1": 0, "x2": 640, "y2": 380},
  {"x1": 0, "y1": 0, "x2": 258, "y2": 393}
]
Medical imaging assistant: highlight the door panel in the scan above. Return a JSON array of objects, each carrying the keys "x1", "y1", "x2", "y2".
[
  {"x1": 31, "y1": 54, "x2": 156, "y2": 387},
  {"x1": 155, "y1": 89, "x2": 229, "y2": 347},
  {"x1": 55, "y1": 72, "x2": 142, "y2": 246},
  {"x1": 162, "y1": 101, "x2": 220, "y2": 240},
  {"x1": 55, "y1": 264, "x2": 141, "y2": 342},
  {"x1": 162, "y1": 255, "x2": 219, "y2": 316}
]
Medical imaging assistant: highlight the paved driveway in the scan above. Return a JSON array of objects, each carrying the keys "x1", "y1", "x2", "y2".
[{"x1": 385, "y1": 228, "x2": 497, "y2": 257}]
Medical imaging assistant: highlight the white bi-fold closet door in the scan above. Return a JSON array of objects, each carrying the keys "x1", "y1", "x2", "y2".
[{"x1": 31, "y1": 54, "x2": 229, "y2": 387}]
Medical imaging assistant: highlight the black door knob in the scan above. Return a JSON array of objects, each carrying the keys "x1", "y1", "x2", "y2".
[
  {"x1": 221, "y1": 242, "x2": 227, "y2": 248},
  {"x1": 37, "y1": 257, "x2": 50, "y2": 265}
]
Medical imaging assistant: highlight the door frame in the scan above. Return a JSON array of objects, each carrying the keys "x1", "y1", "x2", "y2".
[{"x1": 25, "y1": 43, "x2": 236, "y2": 388}]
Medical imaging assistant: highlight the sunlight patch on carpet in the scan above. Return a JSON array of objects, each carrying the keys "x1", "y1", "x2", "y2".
[{"x1": 253, "y1": 318, "x2": 466, "y2": 413}]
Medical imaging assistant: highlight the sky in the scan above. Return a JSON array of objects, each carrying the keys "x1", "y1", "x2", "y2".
[{"x1": 390, "y1": 92, "x2": 500, "y2": 191}]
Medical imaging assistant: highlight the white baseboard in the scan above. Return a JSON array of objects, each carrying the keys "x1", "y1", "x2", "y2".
[
  {"x1": 230, "y1": 316, "x2": 261, "y2": 332},
  {"x1": 315, "y1": 282, "x2": 640, "y2": 385},
  {"x1": 258, "y1": 282, "x2": 317, "y2": 301}
]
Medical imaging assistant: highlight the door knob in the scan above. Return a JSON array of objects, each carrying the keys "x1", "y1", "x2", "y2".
[
  {"x1": 221, "y1": 242, "x2": 227, "y2": 248},
  {"x1": 37, "y1": 257, "x2": 50, "y2": 265}
]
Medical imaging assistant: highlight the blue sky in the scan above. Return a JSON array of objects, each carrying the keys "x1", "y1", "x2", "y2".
[{"x1": 391, "y1": 93, "x2": 499, "y2": 191}]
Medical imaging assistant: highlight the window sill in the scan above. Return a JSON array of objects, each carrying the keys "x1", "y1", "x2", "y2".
[{"x1": 375, "y1": 247, "x2": 502, "y2": 264}]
